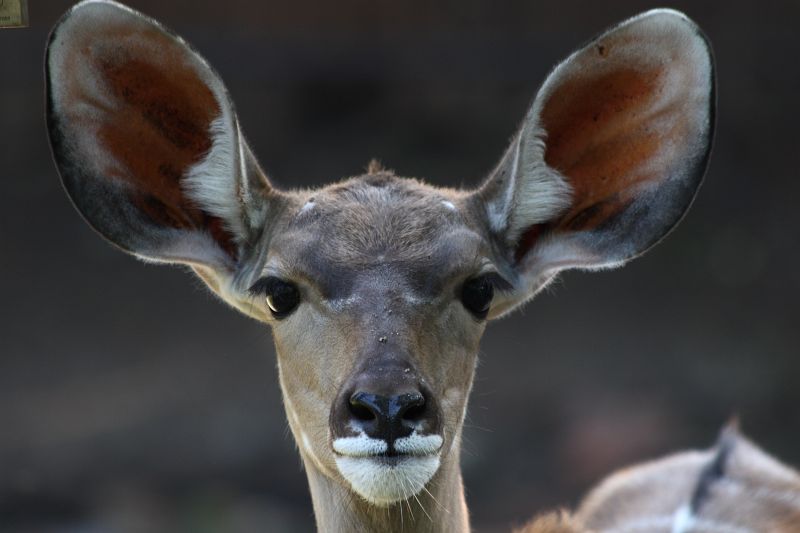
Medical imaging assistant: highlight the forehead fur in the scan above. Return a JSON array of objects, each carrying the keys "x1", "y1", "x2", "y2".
[{"x1": 287, "y1": 171, "x2": 470, "y2": 266}]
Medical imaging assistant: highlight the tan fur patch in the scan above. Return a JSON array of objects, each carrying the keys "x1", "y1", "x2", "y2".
[
  {"x1": 515, "y1": 510, "x2": 586, "y2": 533},
  {"x1": 366, "y1": 159, "x2": 386, "y2": 174}
]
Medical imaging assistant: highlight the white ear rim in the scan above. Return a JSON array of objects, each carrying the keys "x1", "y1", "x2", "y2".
[{"x1": 131, "y1": 228, "x2": 235, "y2": 269}]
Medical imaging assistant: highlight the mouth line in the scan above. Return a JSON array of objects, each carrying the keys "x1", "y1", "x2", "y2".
[
  {"x1": 350, "y1": 453, "x2": 429, "y2": 467},
  {"x1": 333, "y1": 450, "x2": 438, "y2": 463}
]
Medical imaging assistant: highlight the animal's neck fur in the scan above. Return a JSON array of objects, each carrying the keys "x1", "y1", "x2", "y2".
[{"x1": 301, "y1": 449, "x2": 470, "y2": 533}]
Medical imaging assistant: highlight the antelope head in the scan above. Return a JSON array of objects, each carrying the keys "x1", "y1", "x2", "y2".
[{"x1": 46, "y1": 1, "x2": 714, "y2": 531}]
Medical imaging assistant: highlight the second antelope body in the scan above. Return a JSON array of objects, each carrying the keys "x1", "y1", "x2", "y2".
[{"x1": 48, "y1": 2, "x2": 800, "y2": 532}]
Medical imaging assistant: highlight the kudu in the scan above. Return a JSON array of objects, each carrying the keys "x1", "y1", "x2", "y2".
[
  {"x1": 518, "y1": 425, "x2": 800, "y2": 532},
  {"x1": 46, "y1": 1, "x2": 800, "y2": 531}
]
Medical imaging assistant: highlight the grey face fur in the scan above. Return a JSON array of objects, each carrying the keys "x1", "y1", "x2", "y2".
[
  {"x1": 221, "y1": 173, "x2": 497, "y2": 504},
  {"x1": 46, "y1": 0, "x2": 714, "y2": 525}
]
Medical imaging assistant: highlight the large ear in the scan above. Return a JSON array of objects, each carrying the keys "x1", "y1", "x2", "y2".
[
  {"x1": 470, "y1": 9, "x2": 715, "y2": 317},
  {"x1": 46, "y1": 0, "x2": 275, "y2": 272}
]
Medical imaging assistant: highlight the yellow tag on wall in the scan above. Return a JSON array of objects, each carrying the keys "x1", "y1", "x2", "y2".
[{"x1": 0, "y1": 0, "x2": 28, "y2": 28}]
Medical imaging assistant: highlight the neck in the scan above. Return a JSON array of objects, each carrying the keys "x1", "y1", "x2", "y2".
[{"x1": 302, "y1": 450, "x2": 470, "y2": 533}]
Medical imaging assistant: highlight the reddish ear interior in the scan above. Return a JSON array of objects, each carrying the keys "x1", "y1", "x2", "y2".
[
  {"x1": 502, "y1": 11, "x2": 713, "y2": 272},
  {"x1": 534, "y1": 13, "x2": 712, "y2": 243},
  {"x1": 482, "y1": 11, "x2": 713, "y2": 317},
  {"x1": 49, "y1": 3, "x2": 238, "y2": 260},
  {"x1": 91, "y1": 43, "x2": 235, "y2": 255},
  {"x1": 542, "y1": 65, "x2": 671, "y2": 232},
  {"x1": 97, "y1": 50, "x2": 215, "y2": 225}
]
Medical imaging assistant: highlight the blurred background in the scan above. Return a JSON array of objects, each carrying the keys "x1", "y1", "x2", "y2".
[{"x1": 2, "y1": 1, "x2": 799, "y2": 531}]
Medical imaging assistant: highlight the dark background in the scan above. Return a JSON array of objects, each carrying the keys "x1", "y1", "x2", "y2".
[{"x1": 2, "y1": 1, "x2": 798, "y2": 531}]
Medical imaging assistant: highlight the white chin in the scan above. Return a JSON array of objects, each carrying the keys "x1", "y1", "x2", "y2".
[{"x1": 335, "y1": 455, "x2": 441, "y2": 506}]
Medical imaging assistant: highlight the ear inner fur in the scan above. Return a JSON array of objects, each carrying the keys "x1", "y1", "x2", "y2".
[
  {"x1": 472, "y1": 10, "x2": 713, "y2": 318},
  {"x1": 94, "y1": 51, "x2": 237, "y2": 257},
  {"x1": 48, "y1": 1, "x2": 240, "y2": 261},
  {"x1": 541, "y1": 64, "x2": 689, "y2": 235},
  {"x1": 97, "y1": 52, "x2": 215, "y2": 215}
]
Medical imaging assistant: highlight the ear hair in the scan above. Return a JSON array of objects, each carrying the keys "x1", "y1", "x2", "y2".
[
  {"x1": 46, "y1": 0, "x2": 274, "y2": 271},
  {"x1": 483, "y1": 124, "x2": 573, "y2": 248},
  {"x1": 472, "y1": 9, "x2": 714, "y2": 318},
  {"x1": 183, "y1": 119, "x2": 269, "y2": 242}
]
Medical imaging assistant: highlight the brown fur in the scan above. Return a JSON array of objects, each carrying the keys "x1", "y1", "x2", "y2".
[
  {"x1": 575, "y1": 428, "x2": 800, "y2": 532},
  {"x1": 516, "y1": 511, "x2": 586, "y2": 533},
  {"x1": 366, "y1": 158, "x2": 386, "y2": 174},
  {"x1": 518, "y1": 428, "x2": 800, "y2": 533},
  {"x1": 263, "y1": 176, "x2": 484, "y2": 532}
]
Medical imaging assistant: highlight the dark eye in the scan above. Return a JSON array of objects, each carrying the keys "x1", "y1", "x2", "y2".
[
  {"x1": 250, "y1": 277, "x2": 301, "y2": 319},
  {"x1": 460, "y1": 275, "x2": 494, "y2": 319}
]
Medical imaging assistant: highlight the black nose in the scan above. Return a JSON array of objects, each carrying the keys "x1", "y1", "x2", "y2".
[{"x1": 348, "y1": 391, "x2": 427, "y2": 445}]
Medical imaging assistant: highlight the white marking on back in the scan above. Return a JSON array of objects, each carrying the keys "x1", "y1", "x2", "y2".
[
  {"x1": 717, "y1": 478, "x2": 800, "y2": 510},
  {"x1": 670, "y1": 505, "x2": 695, "y2": 533},
  {"x1": 441, "y1": 200, "x2": 457, "y2": 211},
  {"x1": 605, "y1": 514, "x2": 751, "y2": 533}
]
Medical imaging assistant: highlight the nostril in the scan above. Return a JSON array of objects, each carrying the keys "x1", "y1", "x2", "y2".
[
  {"x1": 402, "y1": 402, "x2": 426, "y2": 421},
  {"x1": 350, "y1": 402, "x2": 375, "y2": 422},
  {"x1": 398, "y1": 393, "x2": 426, "y2": 422},
  {"x1": 346, "y1": 391, "x2": 430, "y2": 436},
  {"x1": 349, "y1": 392, "x2": 378, "y2": 422}
]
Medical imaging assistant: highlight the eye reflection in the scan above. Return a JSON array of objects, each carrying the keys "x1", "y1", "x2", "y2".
[{"x1": 249, "y1": 277, "x2": 301, "y2": 319}]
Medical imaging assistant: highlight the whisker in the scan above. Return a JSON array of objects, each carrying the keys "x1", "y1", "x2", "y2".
[
  {"x1": 422, "y1": 484, "x2": 450, "y2": 515},
  {"x1": 413, "y1": 490, "x2": 432, "y2": 523},
  {"x1": 400, "y1": 469, "x2": 415, "y2": 522},
  {"x1": 396, "y1": 468, "x2": 404, "y2": 530}
]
